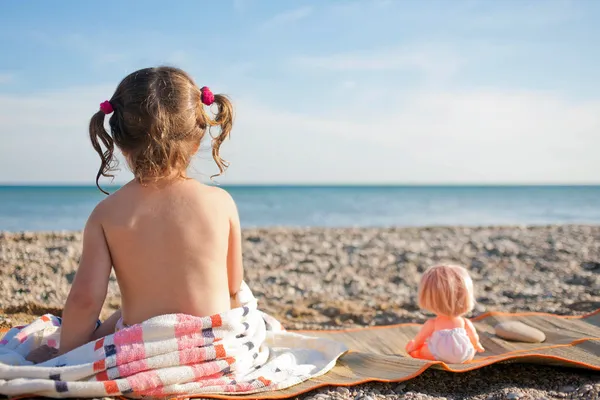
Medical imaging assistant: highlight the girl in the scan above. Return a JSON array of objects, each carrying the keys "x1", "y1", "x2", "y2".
[
  {"x1": 29, "y1": 66, "x2": 243, "y2": 361},
  {"x1": 405, "y1": 264, "x2": 485, "y2": 364}
]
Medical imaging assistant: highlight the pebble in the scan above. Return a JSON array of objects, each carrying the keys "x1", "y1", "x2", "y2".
[
  {"x1": 580, "y1": 384, "x2": 593, "y2": 392},
  {"x1": 581, "y1": 261, "x2": 600, "y2": 272},
  {"x1": 1, "y1": 226, "x2": 599, "y2": 400},
  {"x1": 505, "y1": 393, "x2": 521, "y2": 399},
  {"x1": 495, "y1": 321, "x2": 546, "y2": 343},
  {"x1": 336, "y1": 387, "x2": 351, "y2": 396},
  {"x1": 559, "y1": 385, "x2": 576, "y2": 393},
  {"x1": 394, "y1": 383, "x2": 407, "y2": 393}
]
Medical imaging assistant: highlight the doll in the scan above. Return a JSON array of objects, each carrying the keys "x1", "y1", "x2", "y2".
[{"x1": 406, "y1": 264, "x2": 485, "y2": 363}]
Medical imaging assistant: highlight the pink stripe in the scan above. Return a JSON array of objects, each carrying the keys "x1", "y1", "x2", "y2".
[
  {"x1": 176, "y1": 333, "x2": 213, "y2": 351},
  {"x1": 175, "y1": 314, "x2": 205, "y2": 338},
  {"x1": 139, "y1": 387, "x2": 165, "y2": 397},
  {"x1": 125, "y1": 370, "x2": 162, "y2": 394},
  {"x1": 236, "y1": 382, "x2": 256, "y2": 391},
  {"x1": 117, "y1": 358, "x2": 149, "y2": 378},
  {"x1": 179, "y1": 347, "x2": 211, "y2": 365},
  {"x1": 190, "y1": 361, "x2": 224, "y2": 379},
  {"x1": 221, "y1": 384, "x2": 236, "y2": 392},
  {"x1": 116, "y1": 342, "x2": 147, "y2": 365},
  {"x1": 114, "y1": 324, "x2": 144, "y2": 346},
  {"x1": 192, "y1": 377, "x2": 230, "y2": 387}
]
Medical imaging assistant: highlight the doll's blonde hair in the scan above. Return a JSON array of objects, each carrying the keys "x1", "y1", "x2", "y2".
[{"x1": 418, "y1": 264, "x2": 475, "y2": 317}]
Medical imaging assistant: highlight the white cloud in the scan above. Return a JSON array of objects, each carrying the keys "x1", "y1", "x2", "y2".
[
  {"x1": 28, "y1": 31, "x2": 194, "y2": 72},
  {"x1": 327, "y1": 0, "x2": 577, "y2": 30},
  {"x1": 374, "y1": 0, "x2": 393, "y2": 7},
  {"x1": 233, "y1": 0, "x2": 251, "y2": 13},
  {"x1": 60, "y1": 34, "x2": 126, "y2": 66},
  {"x1": 262, "y1": 6, "x2": 313, "y2": 29},
  {"x1": 467, "y1": 0, "x2": 579, "y2": 30},
  {"x1": 0, "y1": 84, "x2": 133, "y2": 184},
  {"x1": 291, "y1": 45, "x2": 463, "y2": 82},
  {"x1": 219, "y1": 89, "x2": 600, "y2": 184},
  {"x1": 0, "y1": 73, "x2": 15, "y2": 84},
  {"x1": 0, "y1": 83, "x2": 598, "y2": 184}
]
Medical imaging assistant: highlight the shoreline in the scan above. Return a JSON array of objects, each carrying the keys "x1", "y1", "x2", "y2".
[
  {"x1": 2, "y1": 222, "x2": 600, "y2": 232},
  {"x1": 1, "y1": 225, "x2": 599, "y2": 399}
]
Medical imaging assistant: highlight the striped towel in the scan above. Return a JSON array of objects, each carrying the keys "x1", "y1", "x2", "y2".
[{"x1": 0, "y1": 282, "x2": 347, "y2": 398}]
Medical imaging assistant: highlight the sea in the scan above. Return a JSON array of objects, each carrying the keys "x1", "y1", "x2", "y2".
[{"x1": 0, "y1": 185, "x2": 599, "y2": 231}]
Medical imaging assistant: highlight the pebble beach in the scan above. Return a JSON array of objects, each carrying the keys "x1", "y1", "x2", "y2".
[{"x1": 0, "y1": 225, "x2": 599, "y2": 399}]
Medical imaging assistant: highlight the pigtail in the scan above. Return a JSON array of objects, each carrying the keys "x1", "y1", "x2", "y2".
[
  {"x1": 206, "y1": 94, "x2": 234, "y2": 179},
  {"x1": 89, "y1": 110, "x2": 115, "y2": 195}
]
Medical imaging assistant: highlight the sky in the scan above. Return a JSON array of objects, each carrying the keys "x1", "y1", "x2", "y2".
[{"x1": 0, "y1": 0, "x2": 599, "y2": 185}]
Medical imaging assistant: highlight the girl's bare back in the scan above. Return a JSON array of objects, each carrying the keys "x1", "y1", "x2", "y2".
[{"x1": 99, "y1": 179, "x2": 241, "y2": 325}]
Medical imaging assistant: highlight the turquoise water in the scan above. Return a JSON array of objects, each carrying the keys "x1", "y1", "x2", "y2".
[{"x1": 0, "y1": 185, "x2": 599, "y2": 231}]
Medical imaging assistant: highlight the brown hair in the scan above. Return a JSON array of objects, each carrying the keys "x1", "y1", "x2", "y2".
[
  {"x1": 418, "y1": 264, "x2": 475, "y2": 317},
  {"x1": 89, "y1": 66, "x2": 233, "y2": 194}
]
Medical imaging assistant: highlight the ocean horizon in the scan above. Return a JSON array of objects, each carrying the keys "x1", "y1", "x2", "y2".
[{"x1": 1, "y1": 184, "x2": 599, "y2": 231}]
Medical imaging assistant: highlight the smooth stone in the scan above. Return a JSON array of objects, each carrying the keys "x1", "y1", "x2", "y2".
[
  {"x1": 394, "y1": 383, "x2": 407, "y2": 393},
  {"x1": 559, "y1": 385, "x2": 576, "y2": 393},
  {"x1": 495, "y1": 321, "x2": 546, "y2": 343}
]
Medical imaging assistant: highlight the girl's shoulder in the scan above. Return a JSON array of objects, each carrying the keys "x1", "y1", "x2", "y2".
[
  {"x1": 194, "y1": 182, "x2": 236, "y2": 205},
  {"x1": 186, "y1": 181, "x2": 239, "y2": 217}
]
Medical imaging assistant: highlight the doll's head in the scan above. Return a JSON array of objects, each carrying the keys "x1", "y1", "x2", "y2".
[{"x1": 418, "y1": 264, "x2": 475, "y2": 317}]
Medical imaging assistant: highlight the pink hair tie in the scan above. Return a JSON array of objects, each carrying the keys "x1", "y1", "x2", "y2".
[
  {"x1": 200, "y1": 86, "x2": 215, "y2": 106},
  {"x1": 99, "y1": 100, "x2": 113, "y2": 114}
]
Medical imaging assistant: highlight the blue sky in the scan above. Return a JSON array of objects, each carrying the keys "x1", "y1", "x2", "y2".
[{"x1": 1, "y1": 0, "x2": 599, "y2": 184}]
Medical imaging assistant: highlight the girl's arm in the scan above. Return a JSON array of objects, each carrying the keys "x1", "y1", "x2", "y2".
[
  {"x1": 59, "y1": 206, "x2": 112, "y2": 355},
  {"x1": 226, "y1": 193, "x2": 243, "y2": 301},
  {"x1": 464, "y1": 318, "x2": 485, "y2": 352},
  {"x1": 406, "y1": 319, "x2": 434, "y2": 352}
]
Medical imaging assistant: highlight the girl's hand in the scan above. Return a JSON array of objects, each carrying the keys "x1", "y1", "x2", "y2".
[
  {"x1": 405, "y1": 339, "x2": 416, "y2": 353},
  {"x1": 26, "y1": 345, "x2": 58, "y2": 364},
  {"x1": 475, "y1": 343, "x2": 485, "y2": 352},
  {"x1": 230, "y1": 292, "x2": 241, "y2": 309}
]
